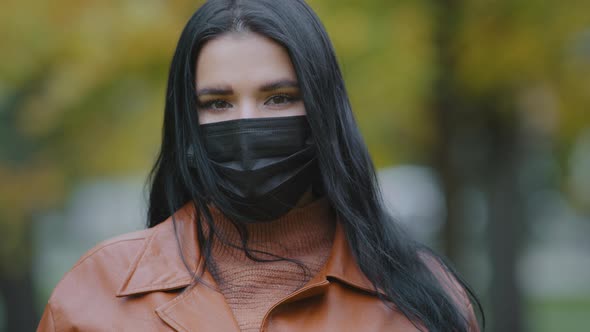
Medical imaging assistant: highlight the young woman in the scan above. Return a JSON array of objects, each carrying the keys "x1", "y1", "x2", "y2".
[{"x1": 38, "y1": 0, "x2": 483, "y2": 331}]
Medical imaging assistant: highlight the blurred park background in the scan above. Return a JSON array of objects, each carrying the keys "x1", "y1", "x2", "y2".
[{"x1": 1, "y1": 0, "x2": 589, "y2": 331}]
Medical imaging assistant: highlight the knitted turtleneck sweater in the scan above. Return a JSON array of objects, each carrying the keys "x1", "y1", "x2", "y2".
[{"x1": 207, "y1": 196, "x2": 336, "y2": 331}]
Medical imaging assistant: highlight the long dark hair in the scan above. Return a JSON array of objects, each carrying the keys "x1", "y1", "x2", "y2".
[{"x1": 147, "y1": 0, "x2": 483, "y2": 331}]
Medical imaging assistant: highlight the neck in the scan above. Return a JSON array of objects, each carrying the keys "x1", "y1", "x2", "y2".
[{"x1": 207, "y1": 195, "x2": 334, "y2": 254}]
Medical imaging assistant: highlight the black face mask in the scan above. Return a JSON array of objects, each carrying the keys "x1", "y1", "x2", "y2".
[{"x1": 195, "y1": 115, "x2": 319, "y2": 222}]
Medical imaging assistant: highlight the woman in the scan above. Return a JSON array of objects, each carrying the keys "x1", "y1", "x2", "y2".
[{"x1": 38, "y1": 0, "x2": 483, "y2": 331}]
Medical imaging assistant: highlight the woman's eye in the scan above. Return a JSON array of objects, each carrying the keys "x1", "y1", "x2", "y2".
[
  {"x1": 265, "y1": 94, "x2": 296, "y2": 106},
  {"x1": 199, "y1": 100, "x2": 232, "y2": 111}
]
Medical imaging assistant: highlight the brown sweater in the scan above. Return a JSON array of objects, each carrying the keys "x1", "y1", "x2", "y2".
[{"x1": 207, "y1": 197, "x2": 336, "y2": 331}]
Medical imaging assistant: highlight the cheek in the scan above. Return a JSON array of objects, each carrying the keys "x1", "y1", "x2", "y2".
[
  {"x1": 270, "y1": 103, "x2": 305, "y2": 118},
  {"x1": 198, "y1": 112, "x2": 226, "y2": 124},
  {"x1": 289, "y1": 102, "x2": 306, "y2": 116},
  {"x1": 197, "y1": 112, "x2": 210, "y2": 124}
]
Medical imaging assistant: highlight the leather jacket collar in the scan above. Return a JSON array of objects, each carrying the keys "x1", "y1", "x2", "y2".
[{"x1": 114, "y1": 201, "x2": 376, "y2": 331}]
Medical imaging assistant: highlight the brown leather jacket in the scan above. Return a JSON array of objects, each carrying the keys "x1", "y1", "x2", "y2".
[{"x1": 37, "y1": 204, "x2": 478, "y2": 331}]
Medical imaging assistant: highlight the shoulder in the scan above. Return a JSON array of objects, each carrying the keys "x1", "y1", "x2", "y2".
[
  {"x1": 65, "y1": 228, "x2": 152, "y2": 279},
  {"x1": 45, "y1": 204, "x2": 195, "y2": 307},
  {"x1": 38, "y1": 223, "x2": 179, "y2": 331},
  {"x1": 41, "y1": 228, "x2": 156, "y2": 325},
  {"x1": 37, "y1": 219, "x2": 193, "y2": 331},
  {"x1": 48, "y1": 227, "x2": 154, "y2": 300},
  {"x1": 73, "y1": 229, "x2": 151, "y2": 268}
]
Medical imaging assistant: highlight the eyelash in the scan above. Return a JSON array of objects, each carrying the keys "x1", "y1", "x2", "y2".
[
  {"x1": 197, "y1": 94, "x2": 300, "y2": 111},
  {"x1": 266, "y1": 94, "x2": 299, "y2": 105},
  {"x1": 197, "y1": 100, "x2": 231, "y2": 111}
]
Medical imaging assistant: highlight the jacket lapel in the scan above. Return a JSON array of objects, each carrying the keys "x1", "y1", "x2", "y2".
[
  {"x1": 115, "y1": 203, "x2": 239, "y2": 331},
  {"x1": 324, "y1": 222, "x2": 376, "y2": 294},
  {"x1": 116, "y1": 203, "x2": 197, "y2": 297},
  {"x1": 273, "y1": 221, "x2": 377, "y2": 306},
  {"x1": 155, "y1": 273, "x2": 240, "y2": 332}
]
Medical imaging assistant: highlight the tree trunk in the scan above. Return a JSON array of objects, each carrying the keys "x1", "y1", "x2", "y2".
[
  {"x1": 0, "y1": 218, "x2": 38, "y2": 332},
  {"x1": 430, "y1": 0, "x2": 463, "y2": 263},
  {"x1": 485, "y1": 111, "x2": 525, "y2": 332},
  {"x1": 430, "y1": 1, "x2": 525, "y2": 330}
]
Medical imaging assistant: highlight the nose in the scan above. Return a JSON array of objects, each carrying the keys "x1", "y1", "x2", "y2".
[{"x1": 238, "y1": 98, "x2": 261, "y2": 119}]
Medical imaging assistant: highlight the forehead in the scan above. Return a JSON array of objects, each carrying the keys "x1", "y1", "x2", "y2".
[{"x1": 195, "y1": 32, "x2": 297, "y2": 86}]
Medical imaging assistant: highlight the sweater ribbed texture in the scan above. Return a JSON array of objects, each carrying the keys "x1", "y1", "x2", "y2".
[{"x1": 207, "y1": 197, "x2": 336, "y2": 331}]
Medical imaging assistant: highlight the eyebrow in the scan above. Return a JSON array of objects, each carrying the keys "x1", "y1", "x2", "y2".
[
  {"x1": 260, "y1": 79, "x2": 299, "y2": 92},
  {"x1": 196, "y1": 79, "x2": 299, "y2": 97},
  {"x1": 196, "y1": 86, "x2": 233, "y2": 97}
]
